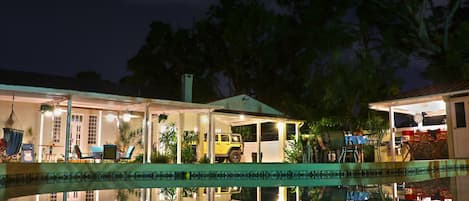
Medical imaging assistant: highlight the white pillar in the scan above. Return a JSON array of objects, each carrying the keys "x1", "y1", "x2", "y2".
[
  {"x1": 278, "y1": 121, "x2": 286, "y2": 162},
  {"x1": 279, "y1": 187, "x2": 286, "y2": 201},
  {"x1": 38, "y1": 113, "x2": 45, "y2": 163},
  {"x1": 295, "y1": 122, "x2": 300, "y2": 141},
  {"x1": 147, "y1": 112, "x2": 153, "y2": 163},
  {"x1": 155, "y1": 113, "x2": 161, "y2": 154},
  {"x1": 177, "y1": 112, "x2": 183, "y2": 164},
  {"x1": 95, "y1": 190, "x2": 99, "y2": 201},
  {"x1": 296, "y1": 186, "x2": 300, "y2": 201},
  {"x1": 97, "y1": 111, "x2": 102, "y2": 146},
  {"x1": 389, "y1": 106, "x2": 396, "y2": 161},
  {"x1": 209, "y1": 112, "x2": 215, "y2": 163},
  {"x1": 143, "y1": 104, "x2": 150, "y2": 164},
  {"x1": 256, "y1": 122, "x2": 261, "y2": 163},
  {"x1": 196, "y1": 113, "x2": 202, "y2": 161},
  {"x1": 64, "y1": 96, "x2": 72, "y2": 162},
  {"x1": 256, "y1": 187, "x2": 261, "y2": 201}
]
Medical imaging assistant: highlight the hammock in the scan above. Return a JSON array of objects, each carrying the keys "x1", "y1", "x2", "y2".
[
  {"x1": 3, "y1": 128, "x2": 23, "y2": 156},
  {"x1": 3, "y1": 94, "x2": 23, "y2": 156}
]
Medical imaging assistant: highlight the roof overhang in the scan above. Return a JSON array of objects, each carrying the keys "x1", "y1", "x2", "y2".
[
  {"x1": 0, "y1": 84, "x2": 221, "y2": 113},
  {"x1": 369, "y1": 89, "x2": 469, "y2": 115},
  {"x1": 213, "y1": 109, "x2": 304, "y2": 126}
]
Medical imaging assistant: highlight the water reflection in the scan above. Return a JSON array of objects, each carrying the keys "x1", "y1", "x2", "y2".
[{"x1": 5, "y1": 176, "x2": 466, "y2": 201}]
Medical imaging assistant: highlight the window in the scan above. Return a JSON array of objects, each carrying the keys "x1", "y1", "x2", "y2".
[
  {"x1": 261, "y1": 122, "x2": 278, "y2": 141},
  {"x1": 231, "y1": 124, "x2": 256, "y2": 142},
  {"x1": 50, "y1": 193, "x2": 57, "y2": 201},
  {"x1": 85, "y1": 190, "x2": 94, "y2": 201},
  {"x1": 221, "y1": 134, "x2": 229, "y2": 142},
  {"x1": 287, "y1": 123, "x2": 296, "y2": 140},
  {"x1": 423, "y1": 115, "x2": 446, "y2": 126},
  {"x1": 52, "y1": 116, "x2": 61, "y2": 143},
  {"x1": 394, "y1": 113, "x2": 417, "y2": 128},
  {"x1": 232, "y1": 135, "x2": 241, "y2": 142},
  {"x1": 88, "y1": 115, "x2": 97, "y2": 144},
  {"x1": 455, "y1": 102, "x2": 466, "y2": 128}
]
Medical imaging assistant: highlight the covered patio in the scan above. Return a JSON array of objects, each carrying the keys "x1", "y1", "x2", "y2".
[
  {"x1": 369, "y1": 81, "x2": 469, "y2": 161},
  {"x1": 0, "y1": 82, "x2": 222, "y2": 164}
]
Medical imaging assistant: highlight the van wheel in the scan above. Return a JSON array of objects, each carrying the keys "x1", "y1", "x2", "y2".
[{"x1": 228, "y1": 150, "x2": 241, "y2": 163}]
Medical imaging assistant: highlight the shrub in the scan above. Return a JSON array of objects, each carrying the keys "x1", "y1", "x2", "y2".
[{"x1": 151, "y1": 152, "x2": 170, "y2": 163}]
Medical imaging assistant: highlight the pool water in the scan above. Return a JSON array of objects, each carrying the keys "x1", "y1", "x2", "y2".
[{"x1": 4, "y1": 175, "x2": 468, "y2": 200}]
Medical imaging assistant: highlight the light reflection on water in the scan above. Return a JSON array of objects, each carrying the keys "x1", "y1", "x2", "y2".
[{"x1": 5, "y1": 176, "x2": 468, "y2": 201}]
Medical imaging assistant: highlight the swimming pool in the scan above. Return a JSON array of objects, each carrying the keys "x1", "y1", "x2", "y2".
[
  {"x1": 1, "y1": 160, "x2": 468, "y2": 200},
  {"x1": 3, "y1": 174, "x2": 467, "y2": 200}
]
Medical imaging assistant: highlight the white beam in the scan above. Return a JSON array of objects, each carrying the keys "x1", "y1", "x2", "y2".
[
  {"x1": 147, "y1": 111, "x2": 153, "y2": 163},
  {"x1": 177, "y1": 112, "x2": 183, "y2": 164},
  {"x1": 389, "y1": 106, "x2": 396, "y2": 161},
  {"x1": 38, "y1": 113, "x2": 44, "y2": 163},
  {"x1": 97, "y1": 110, "x2": 102, "y2": 146},
  {"x1": 256, "y1": 122, "x2": 261, "y2": 163},
  {"x1": 64, "y1": 96, "x2": 72, "y2": 162}
]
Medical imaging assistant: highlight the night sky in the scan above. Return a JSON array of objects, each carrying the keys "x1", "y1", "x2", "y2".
[
  {"x1": 0, "y1": 0, "x2": 215, "y2": 82},
  {"x1": 1, "y1": 0, "x2": 430, "y2": 90}
]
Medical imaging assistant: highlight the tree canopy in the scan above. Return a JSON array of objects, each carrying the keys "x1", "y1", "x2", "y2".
[{"x1": 124, "y1": 0, "x2": 468, "y2": 130}]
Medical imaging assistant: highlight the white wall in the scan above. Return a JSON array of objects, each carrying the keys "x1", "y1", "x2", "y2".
[{"x1": 243, "y1": 141, "x2": 282, "y2": 162}]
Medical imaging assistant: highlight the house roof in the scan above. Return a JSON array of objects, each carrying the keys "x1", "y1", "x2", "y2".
[
  {"x1": 369, "y1": 81, "x2": 469, "y2": 114},
  {"x1": 0, "y1": 69, "x2": 174, "y2": 100},
  {"x1": 208, "y1": 94, "x2": 285, "y2": 116},
  {"x1": 390, "y1": 81, "x2": 469, "y2": 100},
  {"x1": 0, "y1": 69, "x2": 220, "y2": 112}
]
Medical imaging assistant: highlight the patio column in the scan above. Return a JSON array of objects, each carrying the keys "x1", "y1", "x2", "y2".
[
  {"x1": 177, "y1": 112, "x2": 183, "y2": 164},
  {"x1": 64, "y1": 96, "x2": 72, "y2": 162},
  {"x1": 155, "y1": 113, "x2": 161, "y2": 153},
  {"x1": 208, "y1": 112, "x2": 214, "y2": 163},
  {"x1": 278, "y1": 120, "x2": 286, "y2": 162},
  {"x1": 196, "y1": 113, "x2": 202, "y2": 161},
  {"x1": 97, "y1": 110, "x2": 102, "y2": 146},
  {"x1": 256, "y1": 121, "x2": 261, "y2": 163},
  {"x1": 38, "y1": 113, "x2": 44, "y2": 163},
  {"x1": 146, "y1": 111, "x2": 153, "y2": 163},
  {"x1": 389, "y1": 106, "x2": 396, "y2": 161},
  {"x1": 142, "y1": 104, "x2": 150, "y2": 164},
  {"x1": 295, "y1": 122, "x2": 300, "y2": 141},
  {"x1": 444, "y1": 97, "x2": 455, "y2": 158}
]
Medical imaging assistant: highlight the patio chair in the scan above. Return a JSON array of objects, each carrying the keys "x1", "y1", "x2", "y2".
[
  {"x1": 119, "y1": 145, "x2": 135, "y2": 162},
  {"x1": 102, "y1": 144, "x2": 118, "y2": 162},
  {"x1": 74, "y1": 145, "x2": 94, "y2": 160}
]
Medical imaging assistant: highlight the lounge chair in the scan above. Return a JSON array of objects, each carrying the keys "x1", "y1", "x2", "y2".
[
  {"x1": 119, "y1": 145, "x2": 135, "y2": 162},
  {"x1": 73, "y1": 145, "x2": 94, "y2": 160}
]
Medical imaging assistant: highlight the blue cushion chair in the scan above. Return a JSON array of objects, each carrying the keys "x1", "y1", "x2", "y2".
[
  {"x1": 120, "y1": 145, "x2": 135, "y2": 162},
  {"x1": 74, "y1": 145, "x2": 94, "y2": 160}
]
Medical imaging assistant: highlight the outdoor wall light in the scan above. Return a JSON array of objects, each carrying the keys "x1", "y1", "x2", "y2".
[
  {"x1": 276, "y1": 122, "x2": 284, "y2": 130},
  {"x1": 122, "y1": 113, "x2": 131, "y2": 122},
  {"x1": 40, "y1": 104, "x2": 54, "y2": 117},
  {"x1": 44, "y1": 110, "x2": 53, "y2": 117},
  {"x1": 239, "y1": 114, "x2": 245, "y2": 120},
  {"x1": 105, "y1": 113, "x2": 117, "y2": 122},
  {"x1": 53, "y1": 108, "x2": 63, "y2": 117},
  {"x1": 201, "y1": 115, "x2": 209, "y2": 124}
]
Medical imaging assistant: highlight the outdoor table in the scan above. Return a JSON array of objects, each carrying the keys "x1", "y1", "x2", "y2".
[
  {"x1": 338, "y1": 136, "x2": 368, "y2": 163},
  {"x1": 39, "y1": 144, "x2": 64, "y2": 162}
]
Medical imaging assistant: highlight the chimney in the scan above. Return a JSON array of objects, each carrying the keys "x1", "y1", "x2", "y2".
[{"x1": 181, "y1": 74, "x2": 193, "y2": 102}]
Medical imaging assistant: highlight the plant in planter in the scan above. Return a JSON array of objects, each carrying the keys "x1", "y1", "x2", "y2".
[{"x1": 159, "y1": 122, "x2": 198, "y2": 163}]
